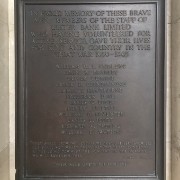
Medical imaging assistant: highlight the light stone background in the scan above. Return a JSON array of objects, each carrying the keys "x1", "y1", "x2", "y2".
[
  {"x1": 0, "y1": 0, "x2": 175, "y2": 179},
  {"x1": 0, "y1": 0, "x2": 10, "y2": 179},
  {"x1": 0, "y1": 0, "x2": 15, "y2": 179},
  {"x1": 171, "y1": 0, "x2": 180, "y2": 179}
]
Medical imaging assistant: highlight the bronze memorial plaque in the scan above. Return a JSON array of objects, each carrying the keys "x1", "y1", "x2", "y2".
[{"x1": 16, "y1": 0, "x2": 165, "y2": 179}]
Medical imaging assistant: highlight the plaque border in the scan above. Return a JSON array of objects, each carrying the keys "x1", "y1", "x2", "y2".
[{"x1": 16, "y1": 0, "x2": 165, "y2": 180}]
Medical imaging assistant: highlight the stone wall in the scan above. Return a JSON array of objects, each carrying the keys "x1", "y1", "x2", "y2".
[
  {"x1": 8, "y1": 0, "x2": 15, "y2": 179},
  {"x1": 0, "y1": 0, "x2": 9, "y2": 179},
  {"x1": 171, "y1": 0, "x2": 180, "y2": 179}
]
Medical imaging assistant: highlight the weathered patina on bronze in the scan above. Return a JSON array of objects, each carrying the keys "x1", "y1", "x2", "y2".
[{"x1": 16, "y1": 0, "x2": 165, "y2": 179}]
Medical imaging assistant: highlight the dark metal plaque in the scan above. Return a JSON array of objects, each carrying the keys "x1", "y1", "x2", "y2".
[{"x1": 16, "y1": 0, "x2": 165, "y2": 180}]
